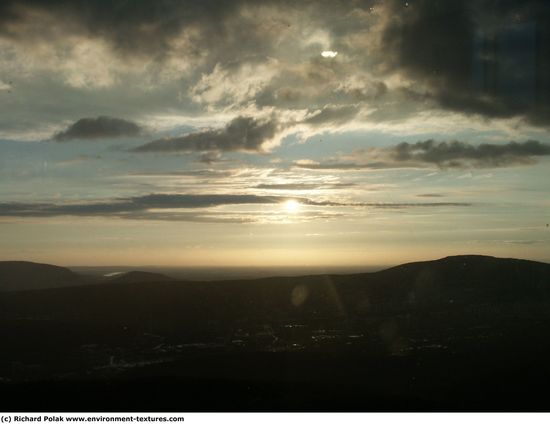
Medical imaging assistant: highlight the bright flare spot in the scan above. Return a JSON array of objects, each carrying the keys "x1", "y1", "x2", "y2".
[
  {"x1": 321, "y1": 50, "x2": 338, "y2": 58},
  {"x1": 283, "y1": 199, "x2": 300, "y2": 213}
]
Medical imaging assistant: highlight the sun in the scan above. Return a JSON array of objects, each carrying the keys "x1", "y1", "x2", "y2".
[{"x1": 283, "y1": 199, "x2": 300, "y2": 213}]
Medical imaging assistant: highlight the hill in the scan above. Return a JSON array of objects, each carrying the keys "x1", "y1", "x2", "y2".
[
  {"x1": 2, "y1": 254, "x2": 549, "y2": 322},
  {"x1": 2, "y1": 254, "x2": 550, "y2": 411},
  {"x1": 0, "y1": 261, "x2": 84, "y2": 292}
]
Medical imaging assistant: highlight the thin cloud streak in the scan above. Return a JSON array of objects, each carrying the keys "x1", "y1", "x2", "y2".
[
  {"x1": 0, "y1": 194, "x2": 471, "y2": 222},
  {"x1": 294, "y1": 140, "x2": 550, "y2": 170},
  {"x1": 254, "y1": 183, "x2": 356, "y2": 190},
  {"x1": 392, "y1": 140, "x2": 550, "y2": 168}
]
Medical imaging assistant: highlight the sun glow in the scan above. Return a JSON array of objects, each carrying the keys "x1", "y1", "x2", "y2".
[{"x1": 283, "y1": 199, "x2": 300, "y2": 213}]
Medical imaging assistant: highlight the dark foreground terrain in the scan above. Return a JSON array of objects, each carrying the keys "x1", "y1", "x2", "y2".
[{"x1": 1, "y1": 255, "x2": 550, "y2": 411}]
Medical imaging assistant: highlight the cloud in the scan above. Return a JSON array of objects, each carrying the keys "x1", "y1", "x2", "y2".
[
  {"x1": 0, "y1": 0, "x2": 242, "y2": 57},
  {"x1": 293, "y1": 160, "x2": 384, "y2": 171},
  {"x1": 416, "y1": 193, "x2": 445, "y2": 198},
  {"x1": 303, "y1": 105, "x2": 360, "y2": 126},
  {"x1": 299, "y1": 200, "x2": 471, "y2": 208},
  {"x1": 128, "y1": 169, "x2": 234, "y2": 178},
  {"x1": 0, "y1": 194, "x2": 290, "y2": 219},
  {"x1": 190, "y1": 60, "x2": 279, "y2": 107},
  {"x1": 503, "y1": 239, "x2": 548, "y2": 245},
  {"x1": 380, "y1": 0, "x2": 550, "y2": 125},
  {"x1": 1, "y1": 0, "x2": 549, "y2": 144},
  {"x1": 198, "y1": 151, "x2": 222, "y2": 164},
  {"x1": 133, "y1": 105, "x2": 364, "y2": 155},
  {"x1": 133, "y1": 116, "x2": 281, "y2": 153},
  {"x1": 254, "y1": 183, "x2": 355, "y2": 190},
  {"x1": 391, "y1": 139, "x2": 550, "y2": 168},
  {"x1": 294, "y1": 140, "x2": 550, "y2": 170},
  {"x1": 0, "y1": 193, "x2": 471, "y2": 222},
  {"x1": 0, "y1": 80, "x2": 11, "y2": 91},
  {"x1": 53, "y1": 116, "x2": 142, "y2": 141},
  {"x1": 131, "y1": 193, "x2": 283, "y2": 208},
  {"x1": 55, "y1": 155, "x2": 101, "y2": 165}
]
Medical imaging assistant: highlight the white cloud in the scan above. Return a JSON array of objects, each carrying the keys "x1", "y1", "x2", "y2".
[
  {"x1": 190, "y1": 59, "x2": 279, "y2": 108},
  {"x1": 321, "y1": 51, "x2": 338, "y2": 58},
  {"x1": 0, "y1": 80, "x2": 11, "y2": 91}
]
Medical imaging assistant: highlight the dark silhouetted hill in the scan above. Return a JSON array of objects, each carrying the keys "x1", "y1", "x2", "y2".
[
  {"x1": 1, "y1": 255, "x2": 549, "y2": 323},
  {"x1": 0, "y1": 261, "x2": 84, "y2": 292},
  {"x1": 334, "y1": 254, "x2": 550, "y2": 310},
  {"x1": 2, "y1": 255, "x2": 550, "y2": 411}
]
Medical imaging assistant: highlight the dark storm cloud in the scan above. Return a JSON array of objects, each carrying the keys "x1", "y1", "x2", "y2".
[
  {"x1": 0, "y1": 0, "x2": 242, "y2": 56},
  {"x1": 0, "y1": 195, "x2": 281, "y2": 222},
  {"x1": 133, "y1": 116, "x2": 280, "y2": 153},
  {"x1": 53, "y1": 116, "x2": 142, "y2": 141},
  {"x1": 134, "y1": 106, "x2": 365, "y2": 154},
  {"x1": 392, "y1": 140, "x2": 550, "y2": 168},
  {"x1": 132, "y1": 193, "x2": 283, "y2": 208},
  {"x1": 0, "y1": 194, "x2": 290, "y2": 218},
  {"x1": 381, "y1": 0, "x2": 550, "y2": 124},
  {"x1": 2, "y1": 0, "x2": 549, "y2": 139},
  {"x1": 382, "y1": 1, "x2": 474, "y2": 92},
  {"x1": 295, "y1": 140, "x2": 550, "y2": 170}
]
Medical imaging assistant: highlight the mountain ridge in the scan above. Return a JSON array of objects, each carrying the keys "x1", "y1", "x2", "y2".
[
  {"x1": 2, "y1": 254, "x2": 550, "y2": 411},
  {"x1": 0, "y1": 260, "x2": 84, "y2": 292},
  {"x1": 2, "y1": 254, "x2": 549, "y2": 325},
  {"x1": 1, "y1": 254, "x2": 549, "y2": 293}
]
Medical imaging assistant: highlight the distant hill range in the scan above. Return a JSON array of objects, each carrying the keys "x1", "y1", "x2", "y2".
[
  {"x1": 2, "y1": 254, "x2": 550, "y2": 411},
  {"x1": 1, "y1": 254, "x2": 549, "y2": 295},
  {"x1": 1, "y1": 255, "x2": 549, "y2": 319},
  {"x1": 107, "y1": 271, "x2": 175, "y2": 284},
  {"x1": 0, "y1": 262, "x2": 175, "y2": 291},
  {"x1": 0, "y1": 261, "x2": 85, "y2": 292}
]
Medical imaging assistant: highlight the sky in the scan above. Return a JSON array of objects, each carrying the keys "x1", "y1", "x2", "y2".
[{"x1": 0, "y1": 0, "x2": 549, "y2": 268}]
